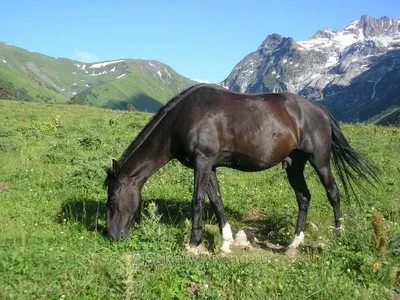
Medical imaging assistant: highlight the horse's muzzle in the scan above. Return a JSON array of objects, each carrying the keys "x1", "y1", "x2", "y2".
[{"x1": 108, "y1": 228, "x2": 130, "y2": 241}]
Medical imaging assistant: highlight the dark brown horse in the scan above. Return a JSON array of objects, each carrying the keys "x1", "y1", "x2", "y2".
[{"x1": 105, "y1": 84, "x2": 378, "y2": 254}]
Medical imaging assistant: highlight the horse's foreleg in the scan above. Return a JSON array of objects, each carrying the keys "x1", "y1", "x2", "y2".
[
  {"x1": 188, "y1": 153, "x2": 214, "y2": 249},
  {"x1": 207, "y1": 169, "x2": 233, "y2": 254},
  {"x1": 285, "y1": 153, "x2": 310, "y2": 256}
]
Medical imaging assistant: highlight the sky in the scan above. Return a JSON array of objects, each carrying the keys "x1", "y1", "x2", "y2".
[{"x1": 1, "y1": 0, "x2": 399, "y2": 83}]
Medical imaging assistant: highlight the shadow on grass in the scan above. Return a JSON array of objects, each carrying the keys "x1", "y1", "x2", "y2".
[
  {"x1": 57, "y1": 198, "x2": 108, "y2": 235},
  {"x1": 243, "y1": 215, "x2": 325, "y2": 255},
  {"x1": 57, "y1": 197, "x2": 246, "y2": 234},
  {"x1": 57, "y1": 198, "x2": 315, "y2": 253}
]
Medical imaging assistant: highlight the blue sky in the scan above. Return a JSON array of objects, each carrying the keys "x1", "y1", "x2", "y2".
[{"x1": 1, "y1": 0, "x2": 399, "y2": 83}]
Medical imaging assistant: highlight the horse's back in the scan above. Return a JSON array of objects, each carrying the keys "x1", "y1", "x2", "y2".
[{"x1": 172, "y1": 85, "x2": 331, "y2": 169}]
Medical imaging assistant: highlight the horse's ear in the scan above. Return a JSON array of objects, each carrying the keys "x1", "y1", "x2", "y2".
[{"x1": 112, "y1": 159, "x2": 120, "y2": 175}]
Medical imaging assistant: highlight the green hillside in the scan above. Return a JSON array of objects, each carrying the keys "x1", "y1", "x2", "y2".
[
  {"x1": 0, "y1": 100, "x2": 399, "y2": 299},
  {"x1": 369, "y1": 105, "x2": 400, "y2": 127},
  {"x1": 72, "y1": 60, "x2": 195, "y2": 111},
  {"x1": 0, "y1": 63, "x2": 68, "y2": 103},
  {"x1": 0, "y1": 42, "x2": 194, "y2": 111}
]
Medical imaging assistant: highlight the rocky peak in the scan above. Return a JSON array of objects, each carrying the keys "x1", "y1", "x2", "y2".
[
  {"x1": 257, "y1": 34, "x2": 284, "y2": 51},
  {"x1": 357, "y1": 15, "x2": 400, "y2": 37},
  {"x1": 311, "y1": 29, "x2": 335, "y2": 39}
]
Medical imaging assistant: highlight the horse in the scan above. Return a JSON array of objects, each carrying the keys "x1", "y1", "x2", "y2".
[{"x1": 105, "y1": 83, "x2": 379, "y2": 255}]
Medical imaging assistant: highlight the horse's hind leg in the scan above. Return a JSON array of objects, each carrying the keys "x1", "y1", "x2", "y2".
[
  {"x1": 285, "y1": 151, "x2": 310, "y2": 255},
  {"x1": 207, "y1": 169, "x2": 233, "y2": 253},
  {"x1": 309, "y1": 156, "x2": 341, "y2": 230}
]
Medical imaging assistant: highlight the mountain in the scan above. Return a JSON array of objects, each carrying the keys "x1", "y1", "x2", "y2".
[
  {"x1": 0, "y1": 42, "x2": 194, "y2": 111},
  {"x1": 221, "y1": 15, "x2": 400, "y2": 123}
]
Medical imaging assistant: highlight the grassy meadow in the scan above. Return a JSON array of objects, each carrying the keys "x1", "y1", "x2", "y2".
[{"x1": 0, "y1": 100, "x2": 399, "y2": 299}]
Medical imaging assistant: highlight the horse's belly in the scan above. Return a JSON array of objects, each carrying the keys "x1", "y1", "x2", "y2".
[{"x1": 214, "y1": 151, "x2": 277, "y2": 172}]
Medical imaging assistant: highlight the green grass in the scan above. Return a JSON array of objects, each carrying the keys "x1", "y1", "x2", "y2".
[{"x1": 0, "y1": 100, "x2": 399, "y2": 299}]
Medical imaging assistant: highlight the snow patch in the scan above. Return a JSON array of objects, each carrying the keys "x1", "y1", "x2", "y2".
[
  {"x1": 310, "y1": 73, "x2": 321, "y2": 79},
  {"x1": 72, "y1": 72, "x2": 77, "y2": 75},
  {"x1": 194, "y1": 79, "x2": 210, "y2": 83},
  {"x1": 282, "y1": 58, "x2": 288, "y2": 63},
  {"x1": 164, "y1": 68, "x2": 172, "y2": 78},
  {"x1": 89, "y1": 60, "x2": 124, "y2": 69},
  {"x1": 218, "y1": 82, "x2": 230, "y2": 90},
  {"x1": 117, "y1": 73, "x2": 126, "y2": 79},
  {"x1": 149, "y1": 62, "x2": 155, "y2": 67},
  {"x1": 157, "y1": 70, "x2": 165, "y2": 83},
  {"x1": 272, "y1": 71, "x2": 276, "y2": 74},
  {"x1": 324, "y1": 55, "x2": 338, "y2": 68},
  {"x1": 89, "y1": 70, "x2": 109, "y2": 77},
  {"x1": 2, "y1": 60, "x2": 6, "y2": 64},
  {"x1": 346, "y1": 20, "x2": 359, "y2": 30}
]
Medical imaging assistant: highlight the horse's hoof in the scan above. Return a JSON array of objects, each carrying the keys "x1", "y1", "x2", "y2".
[
  {"x1": 219, "y1": 246, "x2": 231, "y2": 254},
  {"x1": 284, "y1": 247, "x2": 299, "y2": 257},
  {"x1": 185, "y1": 244, "x2": 210, "y2": 256},
  {"x1": 330, "y1": 225, "x2": 345, "y2": 236}
]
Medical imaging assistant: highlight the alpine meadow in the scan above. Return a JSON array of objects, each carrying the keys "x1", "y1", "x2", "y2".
[
  {"x1": 0, "y1": 100, "x2": 399, "y2": 299},
  {"x1": 1, "y1": 7, "x2": 400, "y2": 300}
]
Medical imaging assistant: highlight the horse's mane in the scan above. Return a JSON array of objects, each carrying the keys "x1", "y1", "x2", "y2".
[{"x1": 118, "y1": 83, "x2": 208, "y2": 166}]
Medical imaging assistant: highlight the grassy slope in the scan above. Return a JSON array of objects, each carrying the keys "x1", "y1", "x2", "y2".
[
  {"x1": 0, "y1": 100, "x2": 399, "y2": 299},
  {"x1": 0, "y1": 63, "x2": 68, "y2": 103},
  {"x1": 369, "y1": 105, "x2": 400, "y2": 127},
  {"x1": 0, "y1": 42, "x2": 194, "y2": 111},
  {"x1": 82, "y1": 60, "x2": 195, "y2": 110},
  {"x1": 0, "y1": 42, "x2": 85, "y2": 94}
]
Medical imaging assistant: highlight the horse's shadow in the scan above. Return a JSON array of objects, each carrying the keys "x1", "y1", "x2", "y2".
[
  {"x1": 57, "y1": 198, "x2": 108, "y2": 234},
  {"x1": 57, "y1": 197, "x2": 245, "y2": 234},
  {"x1": 57, "y1": 198, "x2": 322, "y2": 254}
]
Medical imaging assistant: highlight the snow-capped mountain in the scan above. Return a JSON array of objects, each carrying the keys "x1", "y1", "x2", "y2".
[{"x1": 221, "y1": 15, "x2": 400, "y2": 122}]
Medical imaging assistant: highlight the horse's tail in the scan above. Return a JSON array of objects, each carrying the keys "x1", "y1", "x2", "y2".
[{"x1": 323, "y1": 108, "x2": 380, "y2": 200}]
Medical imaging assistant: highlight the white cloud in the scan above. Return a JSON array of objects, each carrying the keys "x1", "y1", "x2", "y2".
[
  {"x1": 74, "y1": 49, "x2": 99, "y2": 62},
  {"x1": 193, "y1": 79, "x2": 211, "y2": 83}
]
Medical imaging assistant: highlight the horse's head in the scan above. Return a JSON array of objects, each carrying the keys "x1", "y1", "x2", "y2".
[{"x1": 105, "y1": 159, "x2": 141, "y2": 241}]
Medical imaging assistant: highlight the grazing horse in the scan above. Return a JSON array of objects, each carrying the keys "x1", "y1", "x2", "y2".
[{"x1": 105, "y1": 84, "x2": 378, "y2": 254}]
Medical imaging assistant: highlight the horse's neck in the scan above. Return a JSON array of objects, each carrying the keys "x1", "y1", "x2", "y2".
[{"x1": 122, "y1": 124, "x2": 172, "y2": 185}]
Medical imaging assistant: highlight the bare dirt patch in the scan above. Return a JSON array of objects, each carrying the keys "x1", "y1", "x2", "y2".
[{"x1": 0, "y1": 182, "x2": 9, "y2": 193}]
